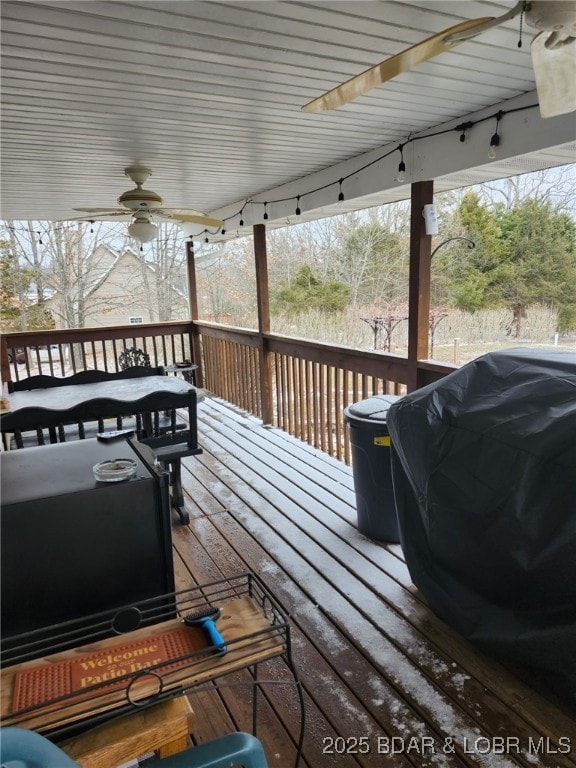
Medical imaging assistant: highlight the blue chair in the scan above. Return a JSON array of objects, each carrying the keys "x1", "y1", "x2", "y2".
[
  {"x1": 1, "y1": 727, "x2": 79, "y2": 768},
  {"x1": 0, "y1": 727, "x2": 268, "y2": 768},
  {"x1": 147, "y1": 732, "x2": 269, "y2": 768}
]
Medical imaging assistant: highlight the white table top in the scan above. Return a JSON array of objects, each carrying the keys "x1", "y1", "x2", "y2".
[{"x1": 8, "y1": 375, "x2": 201, "y2": 413}]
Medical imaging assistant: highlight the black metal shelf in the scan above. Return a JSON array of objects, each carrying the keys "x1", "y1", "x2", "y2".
[{"x1": 0, "y1": 573, "x2": 305, "y2": 767}]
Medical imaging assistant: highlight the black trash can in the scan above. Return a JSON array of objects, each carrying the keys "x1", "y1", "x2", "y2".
[{"x1": 344, "y1": 394, "x2": 401, "y2": 542}]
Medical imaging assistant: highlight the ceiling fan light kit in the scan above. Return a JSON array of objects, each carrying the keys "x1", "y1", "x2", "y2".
[
  {"x1": 127, "y1": 214, "x2": 159, "y2": 244},
  {"x1": 301, "y1": 1, "x2": 576, "y2": 119}
]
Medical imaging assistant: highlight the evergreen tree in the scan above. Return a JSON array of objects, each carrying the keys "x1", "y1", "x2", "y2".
[
  {"x1": 432, "y1": 192, "x2": 506, "y2": 312},
  {"x1": 270, "y1": 265, "x2": 349, "y2": 316},
  {"x1": 434, "y1": 193, "x2": 576, "y2": 334},
  {"x1": 496, "y1": 199, "x2": 576, "y2": 333},
  {"x1": 0, "y1": 239, "x2": 53, "y2": 332}
]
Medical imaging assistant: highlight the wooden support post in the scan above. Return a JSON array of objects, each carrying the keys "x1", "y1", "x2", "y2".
[
  {"x1": 406, "y1": 181, "x2": 434, "y2": 393},
  {"x1": 185, "y1": 240, "x2": 204, "y2": 388},
  {"x1": 0, "y1": 336, "x2": 10, "y2": 385},
  {"x1": 253, "y1": 224, "x2": 273, "y2": 425}
]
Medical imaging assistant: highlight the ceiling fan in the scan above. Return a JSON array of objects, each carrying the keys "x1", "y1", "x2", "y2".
[
  {"x1": 302, "y1": 1, "x2": 576, "y2": 119},
  {"x1": 72, "y1": 166, "x2": 224, "y2": 243}
]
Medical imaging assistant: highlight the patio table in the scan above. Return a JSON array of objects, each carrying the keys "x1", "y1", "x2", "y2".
[{"x1": 0, "y1": 372, "x2": 203, "y2": 446}]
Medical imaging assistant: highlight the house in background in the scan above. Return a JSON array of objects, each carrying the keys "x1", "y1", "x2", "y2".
[{"x1": 45, "y1": 245, "x2": 189, "y2": 329}]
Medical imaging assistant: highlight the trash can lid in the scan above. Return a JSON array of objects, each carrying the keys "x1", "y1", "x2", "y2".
[{"x1": 344, "y1": 394, "x2": 401, "y2": 423}]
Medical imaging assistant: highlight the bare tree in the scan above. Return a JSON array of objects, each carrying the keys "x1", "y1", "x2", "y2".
[
  {"x1": 194, "y1": 239, "x2": 257, "y2": 326},
  {"x1": 478, "y1": 166, "x2": 576, "y2": 213},
  {"x1": 136, "y1": 223, "x2": 188, "y2": 322}
]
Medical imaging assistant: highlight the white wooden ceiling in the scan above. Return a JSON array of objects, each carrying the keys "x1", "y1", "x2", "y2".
[{"x1": 1, "y1": 0, "x2": 574, "y2": 233}]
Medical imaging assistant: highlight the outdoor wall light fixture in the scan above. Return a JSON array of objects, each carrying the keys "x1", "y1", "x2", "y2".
[{"x1": 423, "y1": 204, "x2": 439, "y2": 235}]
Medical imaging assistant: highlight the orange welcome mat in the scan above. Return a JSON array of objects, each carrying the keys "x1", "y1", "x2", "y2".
[{"x1": 12, "y1": 625, "x2": 209, "y2": 711}]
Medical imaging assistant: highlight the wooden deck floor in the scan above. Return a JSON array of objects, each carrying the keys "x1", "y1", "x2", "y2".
[{"x1": 172, "y1": 395, "x2": 575, "y2": 768}]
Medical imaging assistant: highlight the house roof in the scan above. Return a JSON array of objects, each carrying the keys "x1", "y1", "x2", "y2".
[{"x1": 1, "y1": 1, "x2": 574, "y2": 240}]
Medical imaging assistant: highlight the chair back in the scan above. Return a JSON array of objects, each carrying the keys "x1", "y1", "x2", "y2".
[
  {"x1": 141, "y1": 389, "x2": 199, "y2": 455},
  {"x1": 8, "y1": 367, "x2": 162, "y2": 393},
  {"x1": 119, "y1": 347, "x2": 151, "y2": 370}
]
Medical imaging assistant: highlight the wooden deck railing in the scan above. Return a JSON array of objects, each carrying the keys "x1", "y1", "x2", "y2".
[
  {"x1": 2, "y1": 322, "x2": 456, "y2": 464},
  {"x1": 1, "y1": 323, "x2": 195, "y2": 383},
  {"x1": 196, "y1": 322, "x2": 452, "y2": 464},
  {"x1": 267, "y1": 334, "x2": 408, "y2": 463},
  {"x1": 200, "y1": 326, "x2": 262, "y2": 418}
]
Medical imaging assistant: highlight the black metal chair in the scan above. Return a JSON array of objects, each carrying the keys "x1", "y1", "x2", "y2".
[
  {"x1": 140, "y1": 388, "x2": 202, "y2": 525},
  {"x1": 118, "y1": 346, "x2": 152, "y2": 370},
  {"x1": 118, "y1": 347, "x2": 185, "y2": 436}
]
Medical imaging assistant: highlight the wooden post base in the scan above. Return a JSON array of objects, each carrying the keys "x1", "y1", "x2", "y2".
[{"x1": 60, "y1": 697, "x2": 194, "y2": 767}]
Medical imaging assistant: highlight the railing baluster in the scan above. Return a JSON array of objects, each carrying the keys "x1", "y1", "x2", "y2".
[
  {"x1": 335, "y1": 367, "x2": 343, "y2": 462},
  {"x1": 326, "y1": 365, "x2": 334, "y2": 459}
]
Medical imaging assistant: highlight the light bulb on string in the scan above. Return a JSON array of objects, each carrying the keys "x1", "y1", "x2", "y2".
[
  {"x1": 457, "y1": 121, "x2": 472, "y2": 143},
  {"x1": 263, "y1": 202, "x2": 268, "y2": 220},
  {"x1": 488, "y1": 132, "x2": 500, "y2": 159},
  {"x1": 397, "y1": 144, "x2": 406, "y2": 183},
  {"x1": 488, "y1": 111, "x2": 503, "y2": 160},
  {"x1": 338, "y1": 179, "x2": 344, "y2": 202},
  {"x1": 295, "y1": 195, "x2": 301, "y2": 216}
]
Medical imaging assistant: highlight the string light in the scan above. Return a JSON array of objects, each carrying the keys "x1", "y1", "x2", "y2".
[
  {"x1": 4, "y1": 102, "x2": 537, "y2": 243},
  {"x1": 488, "y1": 111, "x2": 503, "y2": 160},
  {"x1": 457, "y1": 121, "x2": 473, "y2": 143},
  {"x1": 488, "y1": 133, "x2": 500, "y2": 159},
  {"x1": 397, "y1": 144, "x2": 406, "y2": 183}
]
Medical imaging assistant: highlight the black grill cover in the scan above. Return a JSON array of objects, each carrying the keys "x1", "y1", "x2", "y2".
[{"x1": 387, "y1": 348, "x2": 576, "y2": 706}]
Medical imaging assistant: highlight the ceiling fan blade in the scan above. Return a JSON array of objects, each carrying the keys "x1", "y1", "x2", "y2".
[
  {"x1": 302, "y1": 17, "x2": 494, "y2": 112},
  {"x1": 531, "y1": 31, "x2": 576, "y2": 117},
  {"x1": 72, "y1": 214, "x2": 132, "y2": 222},
  {"x1": 159, "y1": 209, "x2": 224, "y2": 228},
  {"x1": 159, "y1": 206, "x2": 218, "y2": 218},
  {"x1": 73, "y1": 207, "x2": 128, "y2": 215}
]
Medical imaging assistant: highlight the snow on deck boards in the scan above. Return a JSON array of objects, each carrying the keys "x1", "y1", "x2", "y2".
[{"x1": 171, "y1": 395, "x2": 575, "y2": 768}]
